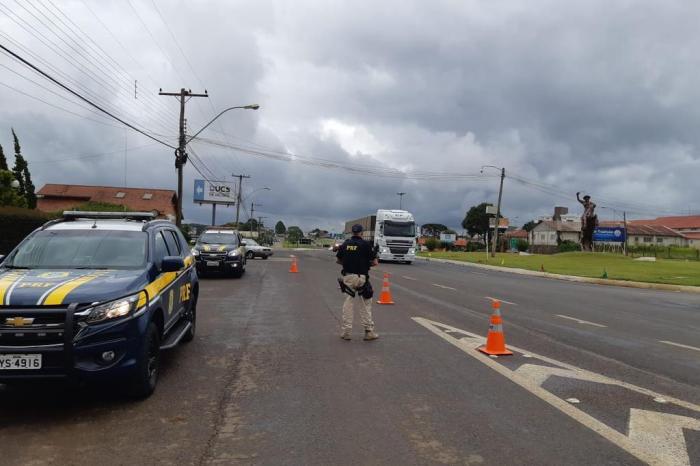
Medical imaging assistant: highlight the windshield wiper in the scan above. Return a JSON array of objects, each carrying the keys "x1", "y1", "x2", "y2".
[
  {"x1": 74, "y1": 266, "x2": 109, "y2": 270},
  {"x1": 3, "y1": 265, "x2": 30, "y2": 269}
]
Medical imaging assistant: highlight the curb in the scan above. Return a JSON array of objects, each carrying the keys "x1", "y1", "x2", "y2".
[{"x1": 416, "y1": 256, "x2": 700, "y2": 294}]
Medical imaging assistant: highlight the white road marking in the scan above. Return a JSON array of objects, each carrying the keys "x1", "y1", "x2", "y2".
[
  {"x1": 432, "y1": 283, "x2": 457, "y2": 291},
  {"x1": 555, "y1": 314, "x2": 607, "y2": 328},
  {"x1": 412, "y1": 317, "x2": 700, "y2": 466},
  {"x1": 659, "y1": 340, "x2": 700, "y2": 353},
  {"x1": 484, "y1": 296, "x2": 517, "y2": 306},
  {"x1": 566, "y1": 398, "x2": 581, "y2": 404},
  {"x1": 402, "y1": 276, "x2": 417, "y2": 281}
]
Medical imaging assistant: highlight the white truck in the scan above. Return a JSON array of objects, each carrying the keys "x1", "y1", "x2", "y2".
[{"x1": 345, "y1": 209, "x2": 417, "y2": 263}]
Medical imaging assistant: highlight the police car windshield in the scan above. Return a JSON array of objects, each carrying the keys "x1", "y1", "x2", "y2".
[
  {"x1": 199, "y1": 233, "x2": 238, "y2": 245},
  {"x1": 383, "y1": 221, "x2": 416, "y2": 237},
  {"x1": 5, "y1": 230, "x2": 148, "y2": 269}
]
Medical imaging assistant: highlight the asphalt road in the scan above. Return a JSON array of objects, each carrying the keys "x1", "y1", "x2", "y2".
[{"x1": 1, "y1": 249, "x2": 699, "y2": 465}]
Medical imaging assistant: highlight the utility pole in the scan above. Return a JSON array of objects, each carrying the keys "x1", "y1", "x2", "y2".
[
  {"x1": 623, "y1": 211, "x2": 628, "y2": 256},
  {"x1": 233, "y1": 173, "x2": 251, "y2": 228},
  {"x1": 159, "y1": 88, "x2": 208, "y2": 227},
  {"x1": 397, "y1": 192, "x2": 406, "y2": 210},
  {"x1": 491, "y1": 167, "x2": 505, "y2": 258},
  {"x1": 250, "y1": 201, "x2": 262, "y2": 224},
  {"x1": 257, "y1": 216, "x2": 267, "y2": 241}
]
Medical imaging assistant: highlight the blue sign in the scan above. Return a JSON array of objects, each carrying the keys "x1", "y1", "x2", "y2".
[
  {"x1": 193, "y1": 179, "x2": 205, "y2": 202},
  {"x1": 593, "y1": 227, "x2": 626, "y2": 243}
]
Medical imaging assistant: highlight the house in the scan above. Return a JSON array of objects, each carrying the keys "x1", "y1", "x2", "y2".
[
  {"x1": 37, "y1": 184, "x2": 177, "y2": 221},
  {"x1": 529, "y1": 221, "x2": 582, "y2": 253},
  {"x1": 685, "y1": 232, "x2": 700, "y2": 249},
  {"x1": 629, "y1": 215, "x2": 700, "y2": 235}
]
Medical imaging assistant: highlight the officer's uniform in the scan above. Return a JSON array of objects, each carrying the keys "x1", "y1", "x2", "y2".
[{"x1": 336, "y1": 234, "x2": 377, "y2": 336}]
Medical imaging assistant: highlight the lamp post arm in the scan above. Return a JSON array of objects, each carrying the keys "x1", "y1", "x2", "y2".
[{"x1": 186, "y1": 105, "x2": 259, "y2": 143}]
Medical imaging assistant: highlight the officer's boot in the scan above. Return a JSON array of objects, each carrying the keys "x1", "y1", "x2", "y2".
[
  {"x1": 363, "y1": 329, "x2": 379, "y2": 341},
  {"x1": 340, "y1": 331, "x2": 351, "y2": 341}
]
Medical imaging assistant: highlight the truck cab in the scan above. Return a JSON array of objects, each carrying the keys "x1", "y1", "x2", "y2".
[{"x1": 374, "y1": 209, "x2": 417, "y2": 263}]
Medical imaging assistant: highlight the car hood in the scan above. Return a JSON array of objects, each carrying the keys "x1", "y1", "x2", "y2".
[
  {"x1": 195, "y1": 244, "x2": 237, "y2": 253},
  {"x1": 0, "y1": 268, "x2": 149, "y2": 307}
]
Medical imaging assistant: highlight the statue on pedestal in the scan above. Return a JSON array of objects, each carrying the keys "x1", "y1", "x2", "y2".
[{"x1": 577, "y1": 192, "x2": 597, "y2": 251}]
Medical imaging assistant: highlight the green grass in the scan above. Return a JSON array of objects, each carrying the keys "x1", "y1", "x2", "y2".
[{"x1": 418, "y1": 251, "x2": 700, "y2": 287}]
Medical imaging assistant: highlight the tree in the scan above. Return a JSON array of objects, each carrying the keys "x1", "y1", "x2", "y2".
[
  {"x1": 522, "y1": 220, "x2": 537, "y2": 232},
  {"x1": 0, "y1": 144, "x2": 7, "y2": 171},
  {"x1": 0, "y1": 170, "x2": 27, "y2": 207},
  {"x1": 287, "y1": 226, "x2": 303, "y2": 242},
  {"x1": 275, "y1": 220, "x2": 286, "y2": 235},
  {"x1": 11, "y1": 130, "x2": 36, "y2": 209},
  {"x1": 421, "y1": 223, "x2": 450, "y2": 237},
  {"x1": 461, "y1": 203, "x2": 491, "y2": 238}
]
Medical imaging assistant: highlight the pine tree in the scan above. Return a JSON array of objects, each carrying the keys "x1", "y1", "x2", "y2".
[
  {"x1": 0, "y1": 143, "x2": 7, "y2": 171},
  {"x1": 11, "y1": 129, "x2": 36, "y2": 208}
]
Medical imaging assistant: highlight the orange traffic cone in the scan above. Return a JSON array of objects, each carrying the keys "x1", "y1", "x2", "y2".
[
  {"x1": 289, "y1": 256, "x2": 299, "y2": 273},
  {"x1": 478, "y1": 300, "x2": 513, "y2": 356},
  {"x1": 376, "y1": 272, "x2": 395, "y2": 304}
]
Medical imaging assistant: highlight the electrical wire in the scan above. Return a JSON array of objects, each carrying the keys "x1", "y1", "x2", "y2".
[{"x1": 0, "y1": 41, "x2": 176, "y2": 148}]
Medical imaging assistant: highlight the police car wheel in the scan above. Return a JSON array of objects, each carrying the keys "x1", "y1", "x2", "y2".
[
  {"x1": 128, "y1": 322, "x2": 161, "y2": 398},
  {"x1": 232, "y1": 269, "x2": 243, "y2": 278},
  {"x1": 262, "y1": 255, "x2": 268, "y2": 260},
  {"x1": 182, "y1": 295, "x2": 197, "y2": 343},
  {"x1": 246, "y1": 251, "x2": 254, "y2": 259}
]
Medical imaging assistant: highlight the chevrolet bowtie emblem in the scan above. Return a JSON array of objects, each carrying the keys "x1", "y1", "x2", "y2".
[{"x1": 5, "y1": 317, "x2": 34, "y2": 327}]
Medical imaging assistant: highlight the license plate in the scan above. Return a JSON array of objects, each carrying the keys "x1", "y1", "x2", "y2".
[
  {"x1": 206, "y1": 261, "x2": 220, "y2": 267},
  {"x1": 0, "y1": 354, "x2": 42, "y2": 370}
]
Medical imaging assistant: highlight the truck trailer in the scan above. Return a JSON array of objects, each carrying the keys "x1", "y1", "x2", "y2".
[{"x1": 344, "y1": 209, "x2": 417, "y2": 263}]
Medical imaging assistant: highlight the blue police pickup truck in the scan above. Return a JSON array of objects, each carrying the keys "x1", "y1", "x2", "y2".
[{"x1": 0, "y1": 211, "x2": 199, "y2": 398}]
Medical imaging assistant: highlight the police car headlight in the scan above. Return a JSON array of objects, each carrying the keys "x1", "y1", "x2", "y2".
[
  {"x1": 381, "y1": 248, "x2": 388, "y2": 253},
  {"x1": 86, "y1": 292, "x2": 145, "y2": 324},
  {"x1": 191, "y1": 248, "x2": 200, "y2": 256},
  {"x1": 409, "y1": 248, "x2": 416, "y2": 254},
  {"x1": 228, "y1": 250, "x2": 240, "y2": 257}
]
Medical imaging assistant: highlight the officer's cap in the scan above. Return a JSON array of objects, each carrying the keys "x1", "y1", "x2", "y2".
[{"x1": 351, "y1": 224, "x2": 363, "y2": 233}]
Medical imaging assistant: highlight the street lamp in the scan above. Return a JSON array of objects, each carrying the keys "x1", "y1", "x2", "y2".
[
  {"x1": 186, "y1": 104, "x2": 259, "y2": 143},
  {"x1": 396, "y1": 192, "x2": 406, "y2": 210},
  {"x1": 481, "y1": 165, "x2": 506, "y2": 258}
]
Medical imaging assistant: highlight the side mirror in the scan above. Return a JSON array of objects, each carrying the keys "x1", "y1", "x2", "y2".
[
  {"x1": 161, "y1": 256, "x2": 185, "y2": 272},
  {"x1": 240, "y1": 241, "x2": 247, "y2": 247}
]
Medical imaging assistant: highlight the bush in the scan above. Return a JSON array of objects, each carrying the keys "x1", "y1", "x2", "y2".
[
  {"x1": 0, "y1": 207, "x2": 57, "y2": 254},
  {"x1": 558, "y1": 240, "x2": 580, "y2": 253},
  {"x1": 425, "y1": 237, "x2": 439, "y2": 251},
  {"x1": 440, "y1": 241, "x2": 452, "y2": 251},
  {"x1": 516, "y1": 239, "x2": 529, "y2": 252},
  {"x1": 466, "y1": 241, "x2": 486, "y2": 252}
]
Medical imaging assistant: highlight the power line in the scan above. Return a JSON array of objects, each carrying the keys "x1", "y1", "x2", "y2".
[
  {"x1": 1, "y1": 1, "x2": 177, "y2": 135},
  {"x1": 0, "y1": 41, "x2": 176, "y2": 148},
  {"x1": 30, "y1": 143, "x2": 157, "y2": 164}
]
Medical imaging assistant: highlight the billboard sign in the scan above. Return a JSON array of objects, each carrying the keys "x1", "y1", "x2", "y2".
[
  {"x1": 593, "y1": 227, "x2": 626, "y2": 243},
  {"x1": 193, "y1": 179, "x2": 236, "y2": 205},
  {"x1": 440, "y1": 233, "x2": 456, "y2": 243}
]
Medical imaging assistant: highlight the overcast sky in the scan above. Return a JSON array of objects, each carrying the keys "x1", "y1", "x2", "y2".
[{"x1": 1, "y1": 0, "x2": 698, "y2": 232}]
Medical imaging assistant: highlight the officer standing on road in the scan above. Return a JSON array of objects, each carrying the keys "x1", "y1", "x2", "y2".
[{"x1": 336, "y1": 224, "x2": 379, "y2": 341}]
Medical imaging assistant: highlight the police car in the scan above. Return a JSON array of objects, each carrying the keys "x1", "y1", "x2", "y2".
[
  {"x1": 191, "y1": 228, "x2": 247, "y2": 277},
  {"x1": 0, "y1": 211, "x2": 198, "y2": 398}
]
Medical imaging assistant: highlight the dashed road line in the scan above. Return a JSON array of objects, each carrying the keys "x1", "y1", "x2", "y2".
[
  {"x1": 402, "y1": 276, "x2": 417, "y2": 281},
  {"x1": 484, "y1": 296, "x2": 517, "y2": 306},
  {"x1": 554, "y1": 314, "x2": 607, "y2": 328},
  {"x1": 432, "y1": 283, "x2": 457, "y2": 291},
  {"x1": 659, "y1": 340, "x2": 700, "y2": 353}
]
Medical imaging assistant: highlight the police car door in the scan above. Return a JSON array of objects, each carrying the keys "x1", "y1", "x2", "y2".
[{"x1": 157, "y1": 228, "x2": 188, "y2": 330}]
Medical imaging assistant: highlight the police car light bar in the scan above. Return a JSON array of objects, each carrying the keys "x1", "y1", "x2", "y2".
[{"x1": 62, "y1": 211, "x2": 157, "y2": 221}]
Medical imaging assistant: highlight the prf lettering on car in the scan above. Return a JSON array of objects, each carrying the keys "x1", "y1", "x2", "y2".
[{"x1": 0, "y1": 211, "x2": 199, "y2": 399}]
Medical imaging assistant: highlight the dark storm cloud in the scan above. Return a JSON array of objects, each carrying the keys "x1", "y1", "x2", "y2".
[{"x1": 1, "y1": 0, "x2": 698, "y2": 232}]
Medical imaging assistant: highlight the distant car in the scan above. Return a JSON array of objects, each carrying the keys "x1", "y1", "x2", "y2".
[
  {"x1": 244, "y1": 238, "x2": 273, "y2": 259},
  {"x1": 191, "y1": 229, "x2": 246, "y2": 278},
  {"x1": 0, "y1": 211, "x2": 198, "y2": 398}
]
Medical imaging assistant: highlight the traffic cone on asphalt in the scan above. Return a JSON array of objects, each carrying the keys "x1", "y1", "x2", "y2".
[
  {"x1": 478, "y1": 300, "x2": 513, "y2": 356},
  {"x1": 289, "y1": 256, "x2": 299, "y2": 273},
  {"x1": 376, "y1": 272, "x2": 395, "y2": 304}
]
